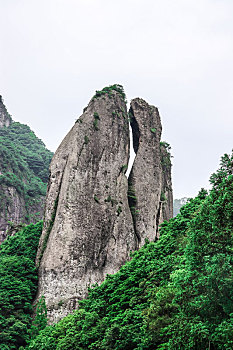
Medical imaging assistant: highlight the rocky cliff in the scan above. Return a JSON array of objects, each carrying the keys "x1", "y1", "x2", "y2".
[
  {"x1": 36, "y1": 85, "x2": 173, "y2": 323},
  {"x1": 128, "y1": 98, "x2": 163, "y2": 245},
  {"x1": 0, "y1": 97, "x2": 53, "y2": 242}
]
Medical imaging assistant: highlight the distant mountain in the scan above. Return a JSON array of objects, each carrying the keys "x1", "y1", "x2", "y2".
[
  {"x1": 173, "y1": 197, "x2": 188, "y2": 216},
  {"x1": 0, "y1": 96, "x2": 53, "y2": 242}
]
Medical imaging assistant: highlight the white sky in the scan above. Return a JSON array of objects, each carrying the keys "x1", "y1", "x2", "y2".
[{"x1": 1, "y1": 0, "x2": 233, "y2": 198}]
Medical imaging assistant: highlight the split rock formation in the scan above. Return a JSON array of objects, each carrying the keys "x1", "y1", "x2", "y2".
[{"x1": 36, "y1": 86, "x2": 173, "y2": 323}]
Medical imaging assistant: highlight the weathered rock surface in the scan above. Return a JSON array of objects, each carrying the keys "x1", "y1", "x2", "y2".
[
  {"x1": 128, "y1": 98, "x2": 173, "y2": 245},
  {"x1": 36, "y1": 87, "x2": 173, "y2": 323},
  {"x1": 0, "y1": 186, "x2": 44, "y2": 243},
  {"x1": 159, "y1": 142, "x2": 173, "y2": 224},
  {"x1": 36, "y1": 89, "x2": 137, "y2": 323}
]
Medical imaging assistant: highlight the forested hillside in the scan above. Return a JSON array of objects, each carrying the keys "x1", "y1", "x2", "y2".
[
  {"x1": 11, "y1": 151, "x2": 231, "y2": 350},
  {"x1": 0, "y1": 100, "x2": 53, "y2": 241}
]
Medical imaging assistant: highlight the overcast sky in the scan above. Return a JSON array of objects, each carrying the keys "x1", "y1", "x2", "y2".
[{"x1": 1, "y1": 0, "x2": 233, "y2": 199}]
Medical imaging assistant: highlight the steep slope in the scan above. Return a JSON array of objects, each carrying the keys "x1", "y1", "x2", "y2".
[
  {"x1": 0, "y1": 97, "x2": 53, "y2": 242},
  {"x1": 36, "y1": 85, "x2": 137, "y2": 322}
]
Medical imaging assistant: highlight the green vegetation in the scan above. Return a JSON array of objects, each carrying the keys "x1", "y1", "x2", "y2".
[
  {"x1": 121, "y1": 164, "x2": 128, "y2": 173},
  {"x1": 29, "y1": 296, "x2": 47, "y2": 341},
  {"x1": 94, "y1": 195, "x2": 100, "y2": 203},
  {"x1": 84, "y1": 135, "x2": 89, "y2": 144},
  {"x1": 117, "y1": 205, "x2": 122, "y2": 216},
  {"x1": 93, "y1": 112, "x2": 100, "y2": 131},
  {"x1": 160, "y1": 191, "x2": 167, "y2": 202},
  {"x1": 23, "y1": 152, "x2": 233, "y2": 349},
  {"x1": 150, "y1": 128, "x2": 156, "y2": 134},
  {"x1": 92, "y1": 84, "x2": 127, "y2": 104},
  {"x1": 0, "y1": 122, "x2": 53, "y2": 225},
  {"x1": 104, "y1": 195, "x2": 117, "y2": 207},
  {"x1": 0, "y1": 221, "x2": 43, "y2": 349},
  {"x1": 160, "y1": 141, "x2": 172, "y2": 169},
  {"x1": 128, "y1": 184, "x2": 139, "y2": 218}
]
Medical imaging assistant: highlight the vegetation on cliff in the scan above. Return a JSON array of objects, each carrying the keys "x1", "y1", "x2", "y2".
[
  {"x1": 23, "y1": 152, "x2": 233, "y2": 349},
  {"x1": 0, "y1": 121, "x2": 53, "y2": 233}
]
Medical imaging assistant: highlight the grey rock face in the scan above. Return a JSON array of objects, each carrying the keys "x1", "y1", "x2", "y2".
[
  {"x1": 36, "y1": 90, "x2": 137, "y2": 323},
  {"x1": 36, "y1": 88, "x2": 173, "y2": 323},
  {"x1": 128, "y1": 98, "x2": 173, "y2": 244},
  {"x1": 0, "y1": 96, "x2": 12, "y2": 128},
  {"x1": 0, "y1": 186, "x2": 44, "y2": 243},
  {"x1": 159, "y1": 143, "x2": 173, "y2": 224}
]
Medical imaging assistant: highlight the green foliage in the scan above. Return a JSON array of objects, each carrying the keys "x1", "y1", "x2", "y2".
[
  {"x1": 150, "y1": 128, "x2": 156, "y2": 134},
  {"x1": 0, "y1": 221, "x2": 43, "y2": 349},
  {"x1": 160, "y1": 192, "x2": 167, "y2": 202},
  {"x1": 0, "y1": 122, "x2": 53, "y2": 224},
  {"x1": 128, "y1": 184, "x2": 138, "y2": 218},
  {"x1": 117, "y1": 205, "x2": 122, "y2": 216},
  {"x1": 104, "y1": 195, "x2": 117, "y2": 207},
  {"x1": 121, "y1": 164, "x2": 128, "y2": 173},
  {"x1": 94, "y1": 195, "x2": 100, "y2": 203},
  {"x1": 84, "y1": 135, "x2": 89, "y2": 144},
  {"x1": 93, "y1": 112, "x2": 100, "y2": 131},
  {"x1": 160, "y1": 141, "x2": 172, "y2": 169},
  {"x1": 29, "y1": 297, "x2": 47, "y2": 340},
  {"x1": 0, "y1": 122, "x2": 53, "y2": 183},
  {"x1": 92, "y1": 84, "x2": 127, "y2": 103}
]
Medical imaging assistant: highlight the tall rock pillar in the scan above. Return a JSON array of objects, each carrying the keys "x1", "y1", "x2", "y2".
[
  {"x1": 128, "y1": 98, "x2": 173, "y2": 245},
  {"x1": 36, "y1": 87, "x2": 137, "y2": 322}
]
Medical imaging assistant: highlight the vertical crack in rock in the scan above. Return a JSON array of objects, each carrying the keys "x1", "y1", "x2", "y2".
[
  {"x1": 128, "y1": 98, "x2": 173, "y2": 247},
  {"x1": 35, "y1": 87, "x2": 137, "y2": 323}
]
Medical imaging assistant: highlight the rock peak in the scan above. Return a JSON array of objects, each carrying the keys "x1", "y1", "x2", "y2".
[{"x1": 0, "y1": 96, "x2": 12, "y2": 128}]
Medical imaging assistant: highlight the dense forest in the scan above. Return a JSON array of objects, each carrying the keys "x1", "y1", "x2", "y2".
[
  {"x1": 0, "y1": 151, "x2": 233, "y2": 349},
  {"x1": 0, "y1": 121, "x2": 53, "y2": 197}
]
